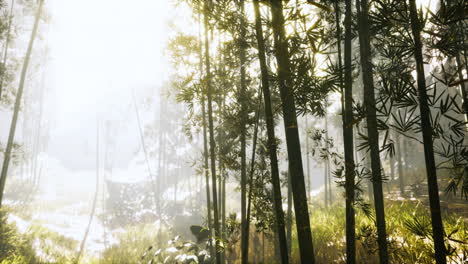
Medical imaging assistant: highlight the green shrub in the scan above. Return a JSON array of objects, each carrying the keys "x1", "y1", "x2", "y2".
[{"x1": 0, "y1": 209, "x2": 36, "y2": 264}]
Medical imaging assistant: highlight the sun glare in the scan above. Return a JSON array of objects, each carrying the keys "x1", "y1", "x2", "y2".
[
  {"x1": 47, "y1": 0, "x2": 172, "y2": 123},
  {"x1": 1, "y1": 0, "x2": 466, "y2": 263}
]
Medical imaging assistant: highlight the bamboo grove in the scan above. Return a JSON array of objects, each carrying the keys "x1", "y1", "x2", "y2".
[
  {"x1": 169, "y1": 0, "x2": 467, "y2": 263},
  {"x1": 0, "y1": 0, "x2": 466, "y2": 263}
]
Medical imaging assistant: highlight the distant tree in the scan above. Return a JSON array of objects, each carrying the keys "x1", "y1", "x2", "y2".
[
  {"x1": 203, "y1": 1, "x2": 221, "y2": 263},
  {"x1": 0, "y1": 0, "x2": 44, "y2": 206},
  {"x1": 200, "y1": 35, "x2": 214, "y2": 259},
  {"x1": 0, "y1": 0, "x2": 15, "y2": 99}
]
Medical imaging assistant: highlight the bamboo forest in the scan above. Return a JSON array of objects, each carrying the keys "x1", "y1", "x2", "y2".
[{"x1": 0, "y1": 0, "x2": 467, "y2": 263}]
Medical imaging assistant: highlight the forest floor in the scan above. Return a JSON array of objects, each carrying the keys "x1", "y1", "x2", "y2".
[{"x1": 1, "y1": 182, "x2": 467, "y2": 263}]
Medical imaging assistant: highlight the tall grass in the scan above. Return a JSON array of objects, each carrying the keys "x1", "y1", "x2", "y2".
[
  {"x1": 299, "y1": 199, "x2": 467, "y2": 264},
  {"x1": 0, "y1": 209, "x2": 36, "y2": 264},
  {"x1": 1, "y1": 197, "x2": 466, "y2": 263}
]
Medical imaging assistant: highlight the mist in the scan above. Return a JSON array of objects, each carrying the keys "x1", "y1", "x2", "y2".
[{"x1": 0, "y1": 0, "x2": 466, "y2": 263}]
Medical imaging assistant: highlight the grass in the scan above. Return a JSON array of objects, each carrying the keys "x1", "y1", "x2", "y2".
[
  {"x1": 26, "y1": 224, "x2": 78, "y2": 264},
  {"x1": 99, "y1": 224, "x2": 170, "y2": 264},
  {"x1": 1, "y1": 192, "x2": 467, "y2": 263},
  {"x1": 296, "y1": 198, "x2": 468, "y2": 264},
  {"x1": 0, "y1": 209, "x2": 36, "y2": 264},
  {"x1": 0, "y1": 208, "x2": 79, "y2": 264}
]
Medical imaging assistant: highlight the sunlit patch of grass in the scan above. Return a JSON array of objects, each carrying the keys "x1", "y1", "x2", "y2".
[
  {"x1": 99, "y1": 223, "x2": 171, "y2": 264},
  {"x1": 296, "y1": 199, "x2": 468, "y2": 263},
  {"x1": 1, "y1": 207, "x2": 80, "y2": 264},
  {"x1": 384, "y1": 201, "x2": 468, "y2": 264},
  {"x1": 26, "y1": 224, "x2": 78, "y2": 263},
  {"x1": 2, "y1": 196, "x2": 466, "y2": 263},
  {"x1": 0, "y1": 209, "x2": 36, "y2": 264},
  {"x1": 309, "y1": 204, "x2": 347, "y2": 263}
]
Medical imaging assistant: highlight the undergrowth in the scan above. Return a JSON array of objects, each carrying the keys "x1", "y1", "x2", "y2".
[{"x1": 1, "y1": 198, "x2": 467, "y2": 263}]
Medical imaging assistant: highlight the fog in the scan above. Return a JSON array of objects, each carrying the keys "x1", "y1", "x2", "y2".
[{"x1": 0, "y1": 0, "x2": 466, "y2": 263}]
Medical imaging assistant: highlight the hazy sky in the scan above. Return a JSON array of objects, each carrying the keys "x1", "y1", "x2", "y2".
[
  {"x1": 10, "y1": 0, "x2": 437, "y2": 172},
  {"x1": 44, "y1": 0, "x2": 177, "y2": 170}
]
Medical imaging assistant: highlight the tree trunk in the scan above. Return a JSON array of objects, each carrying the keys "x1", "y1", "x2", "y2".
[
  {"x1": 32, "y1": 71, "x2": 45, "y2": 190},
  {"x1": 161, "y1": 128, "x2": 167, "y2": 203},
  {"x1": 305, "y1": 116, "x2": 311, "y2": 197},
  {"x1": 253, "y1": 1, "x2": 289, "y2": 263},
  {"x1": 218, "y1": 164, "x2": 222, "y2": 217},
  {"x1": 340, "y1": 0, "x2": 357, "y2": 262},
  {"x1": 245, "y1": 89, "x2": 262, "y2": 264},
  {"x1": 353, "y1": 126, "x2": 359, "y2": 163},
  {"x1": 203, "y1": 1, "x2": 221, "y2": 263},
  {"x1": 408, "y1": 0, "x2": 447, "y2": 262},
  {"x1": 0, "y1": 0, "x2": 43, "y2": 206},
  {"x1": 323, "y1": 103, "x2": 329, "y2": 207},
  {"x1": 0, "y1": 0, "x2": 15, "y2": 99},
  {"x1": 286, "y1": 170, "x2": 292, "y2": 257},
  {"x1": 239, "y1": 1, "x2": 248, "y2": 263},
  {"x1": 455, "y1": 54, "x2": 468, "y2": 121},
  {"x1": 262, "y1": 232, "x2": 265, "y2": 263},
  {"x1": 156, "y1": 90, "x2": 165, "y2": 245},
  {"x1": 198, "y1": 13, "x2": 213, "y2": 254},
  {"x1": 356, "y1": 0, "x2": 388, "y2": 263},
  {"x1": 324, "y1": 158, "x2": 328, "y2": 207},
  {"x1": 328, "y1": 160, "x2": 333, "y2": 203},
  {"x1": 324, "y1": 106, "x2": 331, "y2": 207},
  {"x1": 216, "y1": 46, "x2": 227, "y2": 263},
  {"x1": 174, "y1": 160, "x2": 178, "y2": 204},
  {"x1": 396, "y1": 134, "x2": 405, "y2": 196},
  {"x1": 218, "y1": 161, "x2": 224, "y2": 263},
  {"x1": 389, "y1": 147, "x2": 395, "y2": 182},
  {"x1": 269, "y1": 1, "x2": 315, "y2": 262},
  {"x1": 221, "y1": 171, "x2": 226, "y2": 260},
  {"x1": 132, "y1": 89, "x2": 157, "y2": 212}
]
